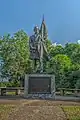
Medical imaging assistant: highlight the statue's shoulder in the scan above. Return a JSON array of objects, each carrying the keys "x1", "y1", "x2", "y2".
[{"x1": 30, "y1": 35, "x2": 35, "y2": 39}]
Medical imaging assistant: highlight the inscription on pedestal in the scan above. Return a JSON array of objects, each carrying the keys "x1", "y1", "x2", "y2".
[{"x1": 28, "y1": 76, "x2": 51, "y2": 94}]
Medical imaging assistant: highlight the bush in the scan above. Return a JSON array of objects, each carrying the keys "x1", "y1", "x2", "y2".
[
  {"x1": 0, "y1": 82, "x2": 6, "y2": 87},
  {"x1": 75, "y1": 79, "x2": 80, "y2": 89},
  {"x1": 0, "y1": 80, "x2": 20, "y2": 87}
]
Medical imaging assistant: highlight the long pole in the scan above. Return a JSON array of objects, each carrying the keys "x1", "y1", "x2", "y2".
[{"x1": 40, "y1": 23, "x2": 44, "y2": 73}]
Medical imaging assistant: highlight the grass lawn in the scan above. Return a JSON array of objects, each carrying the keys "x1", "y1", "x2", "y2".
[
  {"x1": 6, "y1": 91, "x2": 16, "y2": 95},
  {"x1": 0, "y1": 104, "x2": 17, "y2": 120},
  {"x1": 62, "y1": 106, "x2": 80, "y2": 120}
]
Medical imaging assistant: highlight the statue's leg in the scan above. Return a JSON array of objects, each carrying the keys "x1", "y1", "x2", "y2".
[
  {"x1": 40, "y1": 44, "x2": 43, "y2": 73},
  {"x1": 32, "y1": 60, "x2": 34, "y2": 72},
  {"x1": 33, "y1": 59, "x2": 36, "y2": 73},
  {"x1": 35, "y1": 59, "x2": 40, "y2": 73},
  {"x1": 40, "y1": 57, "x2": 43, "y2": 73},
  {"x1": 34, "y1": 59, "x2": 37, "y2": 72}
]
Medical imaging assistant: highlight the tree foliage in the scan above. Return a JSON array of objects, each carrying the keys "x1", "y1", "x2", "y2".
[
  {"x1": 48, "y1": 54, "x2": 72, "y2": 88},
  {"x1": 0, "y1": 30, "x2": 80, "y2": 88},
  {"x1": 0, "y1": 30, "x2": 32, "y2": 82}
]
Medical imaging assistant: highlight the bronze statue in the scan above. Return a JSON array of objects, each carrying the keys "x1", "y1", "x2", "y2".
[{"x1": 29, "y1": 16, "x2": 49, "y2": 73}]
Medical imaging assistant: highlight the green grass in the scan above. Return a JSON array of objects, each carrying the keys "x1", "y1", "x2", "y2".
[
  {"x1": 0, "y1": 104, "x2": 17, "y2": 120},
  {"x1": 6, "y1": 91, "x2": 16, "y2": 95},
  {"x1": 62, "y1": 106, "x2": 80, "y2": 120}
]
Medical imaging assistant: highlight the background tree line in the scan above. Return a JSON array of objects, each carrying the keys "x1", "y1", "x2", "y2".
[{"x1": 0, "y1": 30, "x2": 80, "y2": 89}]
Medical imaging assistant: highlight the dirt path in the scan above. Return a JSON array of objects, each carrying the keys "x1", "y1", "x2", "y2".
[
  {"x1": 0, "y1": 99, "x2": 80, "y2": 120},
  {"x1": 8, "y1": 100, "x2": 67, "y2": 120}
]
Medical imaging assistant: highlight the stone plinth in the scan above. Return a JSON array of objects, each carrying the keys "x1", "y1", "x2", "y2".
[{"x1": 24, "y1": 74, "x2": 55, "y2": 99}]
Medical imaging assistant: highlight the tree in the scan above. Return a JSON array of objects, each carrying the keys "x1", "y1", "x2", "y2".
[
  {"x1": 69, "y1": 69, "x2": 80, "y2": 88},
  {"x1": 48, "y1": 54, "x2": 72, "y2": 88},
  {"x1": 0, "y1": 30, "x2": 80, "y2": 89},
  {"x1": 49, "y1": 45, "x2": 64, "y2": 57},
  {"x1": 1, "y1": 30, "x2": 32, "y2": 82},
  {"x1": 64, "y1": 43, "x2": 80, "y2": 64}
]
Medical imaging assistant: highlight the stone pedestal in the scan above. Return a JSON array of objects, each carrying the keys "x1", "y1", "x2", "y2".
[{"x1": 24, "y1": 74, "x2": 55, "y2": 99}]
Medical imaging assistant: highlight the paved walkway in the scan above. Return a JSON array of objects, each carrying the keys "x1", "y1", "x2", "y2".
[
  {"x1": 0, "y1": 95, "x2": 80, "y2": 101},
  {"x1": 55, "y1": 95, "x2": 80, "y2": 101}
]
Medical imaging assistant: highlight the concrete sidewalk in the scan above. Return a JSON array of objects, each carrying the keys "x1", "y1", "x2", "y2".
[{"x1": 0, "y1": 95, "x2": 80, "y2": 102}]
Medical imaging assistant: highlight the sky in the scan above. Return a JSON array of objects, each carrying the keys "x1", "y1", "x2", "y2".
[{"x1": 0, "y1": 0, "x2": 80, "y2": 45}]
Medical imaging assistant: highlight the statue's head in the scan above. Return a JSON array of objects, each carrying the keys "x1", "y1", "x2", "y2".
[{"x1": 34, "y1": 25, "x2": 39, "y2": 34}]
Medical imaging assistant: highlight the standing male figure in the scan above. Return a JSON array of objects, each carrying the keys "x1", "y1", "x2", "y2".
[{"x1": 29, "y1": 16, "x2": 49, "y2": 73}]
